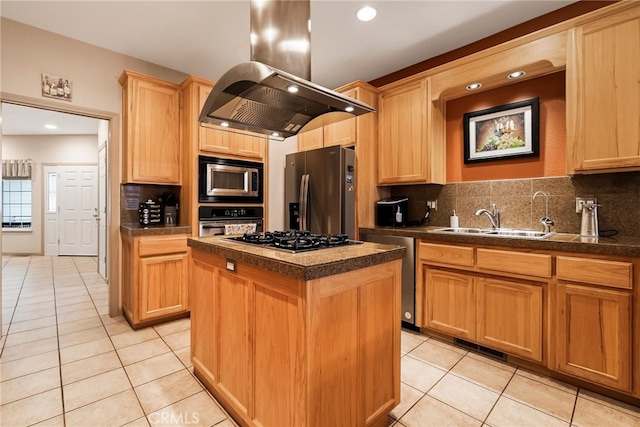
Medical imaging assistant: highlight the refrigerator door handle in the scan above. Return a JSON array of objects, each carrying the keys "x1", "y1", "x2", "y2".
[{"x1": 300, "y1": 174, "x2": 310, "y2": 231}]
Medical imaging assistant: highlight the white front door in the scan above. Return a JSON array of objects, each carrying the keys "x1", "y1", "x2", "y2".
[
  {"x1": 58, "y1": 165, "x2": 98, "y2": 256},
  {"x1": 98, "y1": 146, "x2": 107, "y2": 278}
]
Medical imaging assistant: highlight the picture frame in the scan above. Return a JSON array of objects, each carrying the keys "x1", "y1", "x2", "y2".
[
  {"x1": 463, "y1": 97, "x2": 539, "y2": 163},
  {"x1": 41, "y1": 73, "x2": 73, "y2": 101}
]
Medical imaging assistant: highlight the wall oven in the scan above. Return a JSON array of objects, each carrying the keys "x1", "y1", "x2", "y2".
[
  {"x1": 198, "y1": 206, "x2": 264, "y2": 237},
  {"x1": 199, "y1": 155, "x2": 264, "y2": 203}
]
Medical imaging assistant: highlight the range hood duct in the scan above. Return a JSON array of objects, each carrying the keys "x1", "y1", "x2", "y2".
[{"x1": 199, "y1": 0, "x2": 375, "y2": 140}]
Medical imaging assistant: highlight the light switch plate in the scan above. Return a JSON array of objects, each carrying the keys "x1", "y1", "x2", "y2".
[{"x1": 426, "y1": 200, "x2": 437, "y2": 210}]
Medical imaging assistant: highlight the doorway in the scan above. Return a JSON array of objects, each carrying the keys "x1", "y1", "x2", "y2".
[{"x1": 1, "y1": 98, "x2": 120, "y2": 320}]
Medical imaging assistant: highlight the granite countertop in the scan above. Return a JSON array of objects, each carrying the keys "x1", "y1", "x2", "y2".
[
  {"x1": 360, "y1": 226, "x2": 640, "y2": 257},
  {"x1": 120, "y1": 224, "x2": 192, "y2": 237},
  {"x1": 188, "y1": 236, "x2": 406, "y2": 280}
]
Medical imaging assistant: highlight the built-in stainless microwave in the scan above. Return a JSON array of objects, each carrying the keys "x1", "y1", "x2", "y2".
[{"x1": 198, "y1": 156, "x2": 264, "y2": 203}]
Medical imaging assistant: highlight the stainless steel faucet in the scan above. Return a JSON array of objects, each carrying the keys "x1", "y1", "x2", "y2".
[
  {"x1": 475, "y1": 203, "x2": 500, "y2": 229},
  {"x1": 533, "y1": 190, "x2": 554, "y2": 233}
]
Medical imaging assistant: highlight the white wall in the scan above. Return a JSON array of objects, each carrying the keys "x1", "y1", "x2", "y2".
[
  {"x1": 3, "y1": 134, "x2": 98, "y2": 254},
  {"x1": 1, "y1": 18, "x2": 187, "y2": 113},
  {"x1": 267, "y1": 136, "x2": 297, "y2": 230}
]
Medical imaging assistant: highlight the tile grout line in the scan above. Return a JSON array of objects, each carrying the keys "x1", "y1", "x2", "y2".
[{"x1": 68, "y1": 256, "x2": 149, "y2": 425}]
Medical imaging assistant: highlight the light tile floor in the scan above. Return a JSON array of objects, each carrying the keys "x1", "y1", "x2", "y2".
[{"x1": 2, "y1": 255, "x2": 640, "y2": 426}]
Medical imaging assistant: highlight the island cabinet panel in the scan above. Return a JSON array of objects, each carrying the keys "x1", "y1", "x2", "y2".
[
  {"x1": 190, "y1": 248, "x2": 401, "y2": 427},
  {"x1": 476, "y1": 277, "x2": 543, "y2": 361},
  {"x1": 554, "y1": 283, "x2": 632, "y2": 392},
  {"x1": 253, "y1": 284, "x2": 304, "y2": 427},
  {"x1": 190, "y1": 258, "x2": 216, "y2": 380},
  {"x1": 359, "y1": 277, "x2": 401, "y2": 425},
  {"x1": 217, "y1": 270, "x2": 252, "y2": 416}
]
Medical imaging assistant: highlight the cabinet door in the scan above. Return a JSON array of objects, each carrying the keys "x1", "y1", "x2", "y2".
[
  {"x1": 555, "y1": 283, "x2": 632, "y2": 391},
  {"x1": 297, "y1": 127, "x2": 324, "y2": 152},
  {"x1": 476, "y1": 277, "x2": 542, "y2": 361},
  {"x1": 139, "y1": 251, "x2": 189, "y2": 321},
  {"x1": 233, "y1": 133, "x2": 266, "y2": 159},
  {"x1": 198, "y1": 85, "x2": 234, "y2": 155},
  {"x1": 128, "y1": 78, "x2": 180, "y2": 184},
  {"x1": 378, "y1": 78, "x2": 427, "y2": 184},
  {"x1": 424, "y1": 267, "x2": 475, "y2": 340},
  {"x1": 566, "y1": 6, "x2": 640, "y2": 173}
]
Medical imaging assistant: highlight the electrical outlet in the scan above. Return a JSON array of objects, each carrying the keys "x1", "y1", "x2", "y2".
[
  {"x1": 575, "y1": 197, "x2": 597, "y2": 213},
  {"x1": 426, "y1": 200, "x2": 437, "y2": 210}
]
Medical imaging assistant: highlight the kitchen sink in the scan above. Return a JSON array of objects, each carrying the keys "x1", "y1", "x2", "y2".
[{"x1": 433, "y1": 227, "x2": 555, "y2": 239}]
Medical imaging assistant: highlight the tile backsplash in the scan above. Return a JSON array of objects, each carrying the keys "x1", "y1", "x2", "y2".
[
  {"x1": 390, "y1": 172, "x2": 640, "y2": 237},
  {"x1": 120, "y1": 184, "x2": 180, "y2": 224}
]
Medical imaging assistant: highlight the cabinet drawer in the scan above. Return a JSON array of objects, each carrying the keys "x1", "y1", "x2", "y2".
[
  {"x1": 138, "y1": 235, "x2": 188, "y2": 257},
  {"x1": 557, "y1": 256, "x2": 632, "y2": 289},
  {"x1": 419, "y1": 242, "x2": 474, "y2": 267},
  {"x1": 476, "y1": 249, "x2": 551, "y2": 278}
]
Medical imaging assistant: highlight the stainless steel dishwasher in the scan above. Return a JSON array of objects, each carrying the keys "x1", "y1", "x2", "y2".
[{"x1": 361, "y1": 233, "x2": 416, "y2": 329}]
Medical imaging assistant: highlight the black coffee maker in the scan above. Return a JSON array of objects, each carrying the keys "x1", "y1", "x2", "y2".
[{"x1": 160, "y1": 191, "x2": 179, "y2": 226}]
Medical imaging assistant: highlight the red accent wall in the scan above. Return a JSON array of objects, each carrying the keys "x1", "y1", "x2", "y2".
[{"x1": 445, "y1": 72, "x2": 566, "y2": 183}]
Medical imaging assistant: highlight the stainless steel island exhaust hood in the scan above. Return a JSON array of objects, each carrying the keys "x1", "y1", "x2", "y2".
[{"x1": 199, "y1": 0, "x2": 375, "y2": 140}]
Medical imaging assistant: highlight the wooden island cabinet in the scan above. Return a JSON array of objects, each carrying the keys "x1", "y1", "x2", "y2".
[{"x1": 188, "y1": 236, "x2": 404, "y2": 427}]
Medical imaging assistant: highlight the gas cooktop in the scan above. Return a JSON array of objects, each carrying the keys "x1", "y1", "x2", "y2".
[{"x1": 227, "y1": 230, "x2": 363, "y2": 253}]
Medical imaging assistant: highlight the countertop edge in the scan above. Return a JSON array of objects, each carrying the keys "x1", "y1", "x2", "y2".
[
  {"x1": 188, "y1": 237, "x2": 406, "y2": 280},
  {"x1": 120, "y1": 224, "x2": 193, "y2": 237},
  {"x1": 360, "y1": 226, "x2": 640, "y2": 257}
]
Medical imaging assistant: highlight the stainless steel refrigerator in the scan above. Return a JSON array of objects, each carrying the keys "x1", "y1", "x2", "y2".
[{"x1": 285, "y1": 146, "x2": 356, "y2": 238}]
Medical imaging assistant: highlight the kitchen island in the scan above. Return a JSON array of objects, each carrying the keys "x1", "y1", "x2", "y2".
[{"x1": 188, "y1": 236, "x2": 405, "y2": 427}]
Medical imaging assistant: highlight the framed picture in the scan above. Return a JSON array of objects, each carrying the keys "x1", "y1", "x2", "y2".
[
  {"x1": 41, "y1": 73, "x2": 73, "y2": 101},
  {"x1": 463, "y1": 97, "x2": 539, "y2": 163}
]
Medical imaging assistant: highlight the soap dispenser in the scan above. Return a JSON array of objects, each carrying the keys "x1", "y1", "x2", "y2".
[{"x1": 450, "y1": 210, "x2": 459, "y2": 228}]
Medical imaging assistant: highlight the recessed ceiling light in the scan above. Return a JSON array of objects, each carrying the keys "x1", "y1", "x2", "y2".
[
  {"x1": 356, "y1": 6, "x2": 377, "y2": 22},
  {"x1": 220, "y1": 122, "x2": 230, "y2": 127},
  {"x1": 44, "y1": 124, "x2": 57, "y2": 130},
  {"x1": 287, "y1": 85, "x2": 299, "y2": 93},
  {"x1": 345, "y1": 106, "x2": 355, "y2": 113},
  {"x1": 466, "y1": 83, "x2": 482, "y2": 91},
  {"x1": 508, "y1": 71, "x2": 526, "y2": 79}
]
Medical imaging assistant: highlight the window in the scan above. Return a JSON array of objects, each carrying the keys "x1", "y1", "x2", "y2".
[
  {"x1": 2, "y1": 179, "x2": 32, "y2": 229},
  {"x1": 47, "y1": 172, "x2": 57, "y2": 213}
]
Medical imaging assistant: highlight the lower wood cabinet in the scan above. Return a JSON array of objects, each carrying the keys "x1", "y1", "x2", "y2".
[
  {"x1": 476, "y1": 277, "x2": 542, "y2": 361},
  {"x1": 424, "y1": 268, "x2": 475, "y2": 340},
  {"x1": 121, "y1": 233, "x2": 190, "y2": 328},
  {"x1": 418, "y1": 240, "x2": 638, "y2": 397},
  {"x1": 422, "y1": 265, "x2": 542, "y2": 362},
  {"x1": 554, "y1": 282, "x2": 632, "y2": 392}
]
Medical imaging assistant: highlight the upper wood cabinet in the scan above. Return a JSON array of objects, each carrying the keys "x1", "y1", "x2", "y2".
[
  {"x1": 296, "y1": 87, "x2": 360, "y2": 152},
  {"x1": 566, "y1": 5, "x2": 640, "y2": 174},
  {"x1": 120, "y1": 70, "x2": 181, "y2": 184},
  {"x1": 197, "y1": 84, "x2": 266, "y2": 160},
  {"x1": 377, "y1": 77, "x2": 445, "y2": 185}
]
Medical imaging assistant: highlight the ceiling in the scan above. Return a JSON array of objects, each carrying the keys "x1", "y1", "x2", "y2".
[{"x1": 1, "y1": 0, "x2": 576, "y2": 134}]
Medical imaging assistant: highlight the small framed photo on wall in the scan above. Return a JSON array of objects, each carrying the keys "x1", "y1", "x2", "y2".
[
  {"x1": 41, "y1": 73, "x2": 73, "y2": 101},
  {"x1": 463, "y1": 97, "x2": 539, "y2": 163}
]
